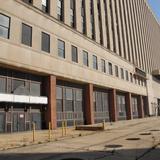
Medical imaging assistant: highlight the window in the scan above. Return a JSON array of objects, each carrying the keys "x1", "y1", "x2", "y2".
[
  {"x1": 81, "y1": 0, "x2": 86, "y2": 34},
  {"x1": 70, "y1": 0, "x2": 76, "y2": 28},
  {"x1": 126, "y1": 70, "x2": 129, "y2": 81},
  {"x1": 83, "y1": 51, "x2": 89, "y2": 66},
  {"x1": 58, "y1": 39, "x2": 65, "y2": 58},
  {"x1": 21, "y1": 23, "x2": 32, "y2": 46},
  {"x1": 30, "y1": 82, "x2": 41, "y2": 96},
  {"x1": 108, "y1": 62, "x2": 113, "y2": 75},
  {"x1": 71, "y1": 45, "x2": 78, "y2": 63},
  {"x1": 41, "y1": 32, "x2": 50, "y2": 53},
  {"x1": 93, "y1": 55, "x2": 98, "y2": 70},
  {"x1": 0, "y1": 14, "x2": 10, "y2": 39},
  {"x1": 121, "y1": 68, "x2": 124, "y2": 79},
  {"x1": 42, "y1": 0, "x2": 50, "y2": 13},
  {"x1": 57, "y1": 0, "x2": 64, "y2": 21},
  {"x1": 0, "y1": 77, "x2": 6, "y2": 93},
  {"x1": 115, "y1": 65, "x2": 119, "y2": 77},
  {"x1": 130, "y1": 73, "x2": 133, "y2": 83},
  {"x1": 101, "y1": 59, "x2": 106, "y2": 73},
  {"x1": 90, "y1": 0, "x2": 95, "y2": 40},
  {"x1": 23, "y1": 0, "x2": 32, "y2": 4}
]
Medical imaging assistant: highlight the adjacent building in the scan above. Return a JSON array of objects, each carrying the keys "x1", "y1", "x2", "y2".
[{"x1": 0, "y1": 0, "x2": 160, "y2": 133}]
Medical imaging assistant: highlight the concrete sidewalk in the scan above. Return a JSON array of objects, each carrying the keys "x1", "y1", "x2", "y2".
[
  {"x1": 0, "y1": 117, "x2": 160, "y2": 160},
  {"x1": 0, "y1": 117, "x2": 158, "y2": 151}
]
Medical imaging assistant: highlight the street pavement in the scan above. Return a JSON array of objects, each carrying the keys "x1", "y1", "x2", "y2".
[{"x1": 0, "y1": 117, "x2": 160, "y2": 160}]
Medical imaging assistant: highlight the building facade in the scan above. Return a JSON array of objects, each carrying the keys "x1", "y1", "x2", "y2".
[{"x1": 0, "y1": 0, "x2": 160, "y2": 133}]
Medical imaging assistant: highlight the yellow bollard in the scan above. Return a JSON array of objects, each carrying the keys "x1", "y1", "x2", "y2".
[
  {"x1": 102, "y1": 120, "x2": 105, "y2": 130},
  {"x1": 73, "y1": 119, "x2": 76, "y2": 130},
  {"x1": 64, "y1": 120, "x2": 67, "y2": 136},
  {"x1": 32, "y1": 122, "x2": 35, "y2": 142},
  {"x1": 48, "y1": 122, "x2": 51, "y2": 141},
  {"x1": 62, "y1": 121, "x2": 64, "y2": 137}
]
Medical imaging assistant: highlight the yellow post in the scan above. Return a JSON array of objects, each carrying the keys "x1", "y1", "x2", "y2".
[
  {"x1": 48, "y1": 122, "x2": 51, "y2": 141},
  {"x1": 64, "y1": 120, "x2": 67, "y2": 136},
  {"x1": 102, "y1": 120, "x2": 105, "y2": 130},
  {"x1": 74, "y1": 119, "x2": 76, "y2": 130},
  {"x1": 62, "y1": 121, "x2": 64, "y2": 137},
  {"x1": 32, "y1": 122, "x2": 35, "y2": 142}
]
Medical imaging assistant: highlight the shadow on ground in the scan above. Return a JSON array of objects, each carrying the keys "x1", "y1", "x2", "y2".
[{"x1": 0, "y1": 147, "x2": 160, "y2": 160}]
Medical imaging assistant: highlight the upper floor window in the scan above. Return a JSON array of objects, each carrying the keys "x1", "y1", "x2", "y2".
[
  {"x1": 21, "y1": 23, "x2": 32, "y2": 47},
  {"x1": 115, "y1": 65, "x2": 119, "y2": 77},
  {"x1": 0, "y1": 13, "x2": 10, "y2": 39},
  {"x1": 70, "y1": 0, "x2": 76, "y2": 28},
  {"x1": 23, "y1": 0, "x2": 32, "y2": 4},
  {"x1": 101, "y1": 59, "x2": 106, "y2": 73},
  {"x1": 121, "y1": 68, "x2": 124, "y2": 79},
  {"x1": 41, "y1": 32, "x2": 50, "y2": 53},
  {"x1": 83, "y1": 51, "x2": 89, "y2": 66},
  {"x1": 130, "y1": 73, "x2": 133, "y2": 83},
  {"x1": 81, "y1": 0, "x2": 86, "y2": 34},
  {"x1": 93, "y1": 55, "x2": 98, "y2": 70},
  {"x1": 108, "y1": 62, "x2": 113, "y2": 75},
  {"x1": 90, "y1": 0, "x2": 95, "y2": 40},
  {"x1": 57, "y1": 0, "x2": 64, "y2": 21},
  {"x1": 58, "y1": 39, "x2": 65, "y2": 58},
  {"x1": 126, "y1": 70, "x2": 129, "y2": 81},
  {"x1": 42, "y1": 0, "x2": 50, "y2": 13},
  {"x1": 71, "y1": 45, "x2": 78, "y2": 63}
]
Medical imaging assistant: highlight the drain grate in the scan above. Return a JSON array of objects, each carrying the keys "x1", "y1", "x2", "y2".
[
  {"x1": 150, "y1": 129, "x2": 160, "y2": 132},
  {"x1": 62, "y1": 158, "x2": 83, "y2": 160},
  {"x1": 140, "y1": 132, "x2": 151, "y2": 136},
  {"x1": 105, "y1": 144, "x2": 123, "y2": 148},
  {"x1": 126, "y1": 138, "x2": 141, "y2": 141}
]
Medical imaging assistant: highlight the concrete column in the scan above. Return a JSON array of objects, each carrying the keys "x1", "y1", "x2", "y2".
[
  {"x1": 125, "y1": 92, "x2": 133, "y2": 120},
  {"x1": 64, "y1": 0, "x2": 70, "y2": 26},
  {"x1": 109, "y1": 89, "x2": 117, "y2": 122},
  {"x1": 33, "y1": 0, "x2": 41, "y2": 9},
  {"x1": 45, "y1": 75, "x2": 57, "y2": 129},
  {"x1": 93, "y1": 0, "x2": 100, "y2": 44},
  {"x1": 85, "y1": 0, "x2": 91, "y2": 38},
  {"x1": 85, "y1": 84, "x2": 94, "y2": 125},
  {"x1": 50, "y1": 0, "x2": 57, "y2": 18},
  {"x1": 138, "y1": 95, "x2": 144, "y2": 118}
]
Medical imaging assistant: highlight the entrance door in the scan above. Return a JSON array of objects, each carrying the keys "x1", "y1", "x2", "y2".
[
  {"x1": 0, "y1": 113, "x2": 5, "y2": 133},
  {"x1": 13, "y1": 113, "x2": 25, "y2": 132}
]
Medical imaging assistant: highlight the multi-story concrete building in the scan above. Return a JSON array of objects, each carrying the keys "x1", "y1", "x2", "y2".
[{"x1": 0, "y1": 0, "x2": 160, "y2": 133}]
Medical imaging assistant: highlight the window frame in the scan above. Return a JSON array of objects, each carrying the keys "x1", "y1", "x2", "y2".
[
  {"x1": 41, "y1": 32, "x2": 50, "y2": 53},
  {"x1": 71, "y1": 45, "x2": 78, "y2": 63},
  {"x1": 21, "y1": 23, "x2": 32, "y2": 47},
  {"x1": 58, "y1": 39, "x2": 65, "y2": 58}
]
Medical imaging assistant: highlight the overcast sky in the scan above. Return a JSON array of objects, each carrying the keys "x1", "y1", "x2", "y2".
[{"x1": 148, "y1": 0, "x2": 160, "y2": 22}]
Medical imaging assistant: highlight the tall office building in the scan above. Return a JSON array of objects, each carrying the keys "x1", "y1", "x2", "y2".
[{"x1": 0, "y1": 0, "x2": 160, "y2": 133}]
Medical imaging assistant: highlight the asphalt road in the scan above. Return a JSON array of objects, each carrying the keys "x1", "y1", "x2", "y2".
[{"x1": 0, "y1": 117, "x2": 160, "y2": 160}]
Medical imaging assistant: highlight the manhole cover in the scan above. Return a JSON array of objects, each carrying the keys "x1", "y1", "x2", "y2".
[
  {"x1": 150, "y1": 129, "x2": 160, "y2": 132},
  {"x1": 126, "y1": 138, "x2": 141, "y2": 141},
  {"x1": 62, "y1": 158, "x2": 83, "y2": 160},
  {"x1": 105, "y1": 144, "x2": 123, "y2": 148},
  {"x1": 140, "y1": 132, "x2": 151, "y2": 136}
]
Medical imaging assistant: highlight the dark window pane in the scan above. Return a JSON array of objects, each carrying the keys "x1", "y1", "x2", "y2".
[
  {"x1": 58, "y1": 39, "x2": 65, "y2": 58},
  {"x1": 108, "y1": 62, "x2": 113, "y2": 75},
  {"x1": 22, "y1": 23, "x2": 32, "y2": 46},
  {"x1": 83, "y1": 51, "x2": 89, "y2": 66},
  {"x1": 72, "y1": 45, "x2": 78, "y2": 63},
  {"x1": 57, "y1": 0, "x2": 64, "y2": 21},
  {"x1": 0, "y1": 77, "x2": 6, "y2": 93},
  {"x1": 42, "y1": 0, "x2": 50, "y2": 13},
  {"x1": 0, "y1": 14, "x2": 10, "y2": 39},
  {"x1": 56, "y1": 86, "x2": 62, "y2": 99},
  {"x1": 93, "y1": 55, "x2": 98, "y2": 70},
  {"x1": 30, "y1": 82, "x2": 41, "y2": 96},
  {"x1": 115, "y1": 65, "x2": 119, "y2": 77},
  {"x1": 101, "y1": 59, "x2": 106, "y2": 73},
  {"x1": 41, "y1": 32, "x2": 50, "y2": 53}
]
